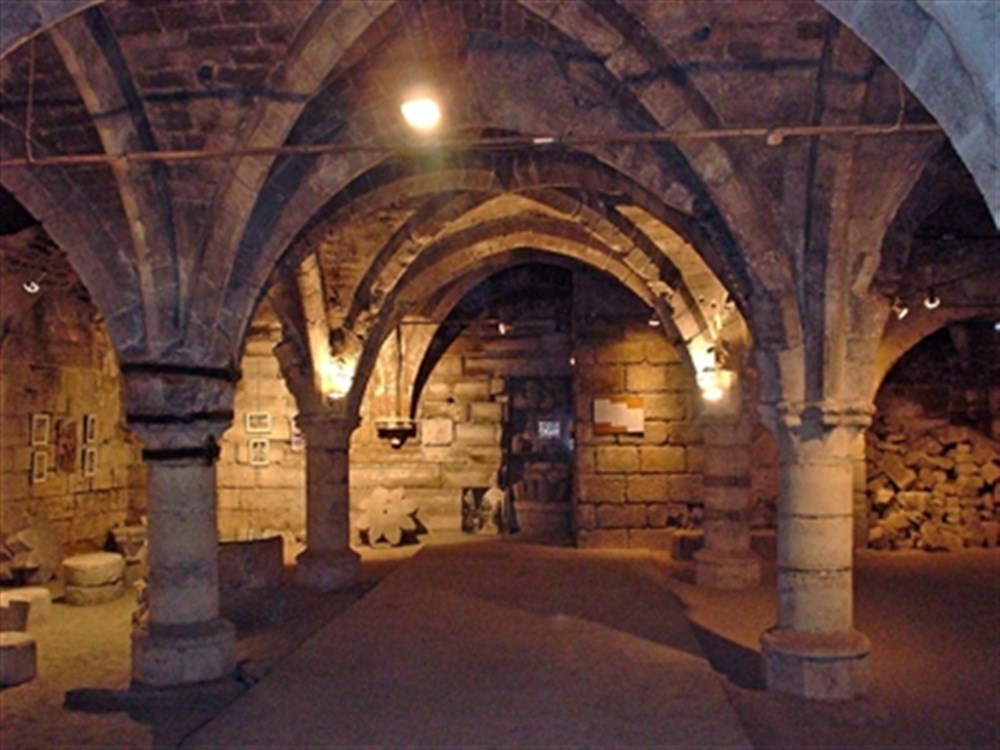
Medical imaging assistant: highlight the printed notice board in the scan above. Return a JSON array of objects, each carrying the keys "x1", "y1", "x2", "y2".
[{"x1": 593, "y1": 396, "x2": 644, "y2": 435}]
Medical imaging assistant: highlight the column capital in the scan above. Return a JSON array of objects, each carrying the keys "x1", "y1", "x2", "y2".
[
  {"x1": 295, "y1": 412, "x2": 359, "y2": 448},
  {"x1": 764, "y1": 400, "x2": 874, "y2": 431},
  {"x1": 121, "y1": 362, "x2": 237, "y2": 456}
]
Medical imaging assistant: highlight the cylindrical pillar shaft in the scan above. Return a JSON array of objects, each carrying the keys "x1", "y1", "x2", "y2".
[
  {"x1": 294, "y1": 416, "x2": 359, "y2": 591},
  {"x1": 145, "y1": 458, "x2": 221, "y2": 625},
  {"x1": 761, "y1": 404, "x2": 871, "y2": 700},
  {"x1": 694, "y1": 415, "x2": 761, "y2": 588}
]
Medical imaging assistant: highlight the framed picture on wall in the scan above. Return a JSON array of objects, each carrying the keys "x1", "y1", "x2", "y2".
[
  {"x1": 30, "y1": 449, "x2": 48, "y2": 483},
  {"x1": 83, "y1": 413, "x2": 98, "y2": 444},
  {"x1": 82, "y1": 447, "x2": 98, "y2": 477},
  {"x1": 31, "y1": 413, "x2": 51, "y2": 446},
  {"x1": 245, "y1": 412, "x2": 272, "y2": 434},
  {"x1": 248, "y1": 438, "x2": 270, "y2": 466}
]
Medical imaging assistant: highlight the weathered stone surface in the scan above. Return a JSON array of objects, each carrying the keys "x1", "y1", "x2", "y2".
[
  {"x1": 63, "y1": 552, "x2": 125, "y2": 587},
  {"x1": 0, "y1": 587, "x2": 51, "y2": 627},
  {"x1": 64, "y1": 580, "x2": 124, "y2": 605},
  {"x1": 881, "y1": 454, "x2": 917, "y2": 490},
  {"x1": 0, "y1": 632, "x2": 37, "y2": 686}
]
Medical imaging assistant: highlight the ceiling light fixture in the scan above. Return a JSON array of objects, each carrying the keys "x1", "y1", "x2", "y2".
[
  {"x1": 923, "y1": 288, "x2": 941, "y2": 310},
  {"x1": 891, "y1": 297, "x2": 909, "y2": 320},
  {"x1": 22, "y1": 279, "x2": 41, "y2": 294},
  {"x1": 648, "y1": 316, "x2": 661, "y2": 327},
  {"x1": 400, "y1": 97, "x2": 441, "y2": 131}
]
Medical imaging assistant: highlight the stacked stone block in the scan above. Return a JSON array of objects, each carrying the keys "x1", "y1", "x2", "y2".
[{"x1": 866, "y1": 417, "x2": 1000, "y2": 550}]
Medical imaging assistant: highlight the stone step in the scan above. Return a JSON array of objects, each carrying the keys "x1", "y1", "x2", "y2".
[
  {"x1": 0, "y1": 632, "x2": 37, "y2": 686},
  {"x1": 63, "y1": 553, "x2": 125, "y2": 587}
]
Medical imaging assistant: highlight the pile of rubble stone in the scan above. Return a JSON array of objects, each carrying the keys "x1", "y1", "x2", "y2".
[{"x1": 866, "y1": 419, "x2": 1000, "y2": 551}]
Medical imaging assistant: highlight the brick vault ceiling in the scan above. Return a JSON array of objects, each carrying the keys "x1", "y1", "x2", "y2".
[{"x1": 0, "y1": 0, "x2": 994, "y2": 370}]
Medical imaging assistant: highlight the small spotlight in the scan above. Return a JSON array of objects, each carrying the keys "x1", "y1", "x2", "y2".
[
  {"x1": 22, "y1": 280, "x2": 40, "y2": 294},
  {"x1": 891, "y1": 297, "x2": 909, "y2": 320},
  {"x1": 569, "y1": 355, "x2": 576, "y2": 366},
  {"x1": 923, "y1": 288, "x2": 941, "y2": 310},
  {"x1": 648, "y1": 316, "x2": 661, "y2": 327},
  {"x1": 401, "y1": 97, "x2": 441, "y2": 131},
  {"x1": 498, "y1": 321, "x2": 508, "y2": 336}
]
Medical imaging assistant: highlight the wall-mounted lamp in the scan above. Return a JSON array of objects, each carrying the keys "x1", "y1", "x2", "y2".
[
  {"x1": 22, "y1": 272, "x2": 46, "y2": 294},
  {"x1": 323, "y1": 356, "x2": 355, "y2": 403},
  {"x1": 923, "y1": 288, "x2": 941, "y2": 310},
  {"x1": 891, "y1": 297, "x2": 909, "y2": 320},
  {"x1": 697, "y1": 368, "x2": 725, "y2": 402},
  {"x1": 375, "y1": 418, "x2": 418, "y2": 449}
]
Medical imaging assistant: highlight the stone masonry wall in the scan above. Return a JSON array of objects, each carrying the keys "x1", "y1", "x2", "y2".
[
  {"x1": 0, "y1": 285, "x2": 145, "y2": 563},
  {"x1": 571, "y1": 271, "x2": 705, "y2": 551},
  {"x1": 351, "y1": 297, "x2": 572, "y2": 538},
  {"x1": 218, "y1": 316, "x2": 305, "y2": 542}
]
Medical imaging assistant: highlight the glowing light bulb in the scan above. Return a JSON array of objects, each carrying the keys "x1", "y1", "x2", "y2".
[{"x1": 401, "y1": 97, "x2": 441, "y2": 131}]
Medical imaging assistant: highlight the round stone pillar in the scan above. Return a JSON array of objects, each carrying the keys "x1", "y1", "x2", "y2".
[
  {"x1": 760, "y1": 402, "x2": 872, "y2": 700},
  {"x1": 694, "y1": 414, "x2": 761, "y2": 588},
  {"x1": 123, "y1": 365, "x2": 239, "y2": 688},
  {"x1": 293, "y1": 415, "x2": 359, "y2": 591}
]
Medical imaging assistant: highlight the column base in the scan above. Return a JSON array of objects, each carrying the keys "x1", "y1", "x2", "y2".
[
  {"x1": 294, "y1": 548, "x2": 360, "y2": 592},
  {"x1": 693, "y1": 548, "x2": 761, "y2": 589},
  {"x1": 131, "y1": 618, "x2": 235, "y2": 687},
  {"x1": 761, "y1": 627, "x2": 871, "y2": 700}
]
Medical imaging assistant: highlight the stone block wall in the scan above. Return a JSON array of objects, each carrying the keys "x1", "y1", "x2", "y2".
[
  {"x1": 866, "y1": 321, "x2": 1000, "y2": 549},
  {"x1": 351, "y1": 301, "x2": 572, "y2": 537},
  {"x1": 218, "y1": 318, "x2": 305, "y2": 541},
  {"x1": 571, "y1": 271, "x2": 705, "y2": 551},
  {"x1": 0, "y1": 284, "x2": 145, "y2": 562}
]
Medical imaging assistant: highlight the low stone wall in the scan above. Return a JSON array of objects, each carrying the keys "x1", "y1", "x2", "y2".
[{"x1": 866, "y1": 417, "x2": 1000, "y2": 550}]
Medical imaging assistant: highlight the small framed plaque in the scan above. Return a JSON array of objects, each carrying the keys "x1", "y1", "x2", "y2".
[
  {"x1": 245, "y1": 412, "x2": 272, "y2": 434},
  {"x1": 249, "y1": 438, "x2": 270, "y2": 466}
]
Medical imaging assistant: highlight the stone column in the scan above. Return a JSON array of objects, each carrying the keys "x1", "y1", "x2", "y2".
[
  {"x1": 760, "y1": 402, "x2": 872, "y2": 700},
  {"x1": 293, "y1": 414, "x2": 360, "y2": 591},
  {"x1": 123, "y1": 366, "x2": 238, "y2": 688},
  {"x1": 852, "y1": 431, "x2": 869, "y2": 549},
  {"x1": 694, "y1": 413, "x2": 761, "y2": 588}
]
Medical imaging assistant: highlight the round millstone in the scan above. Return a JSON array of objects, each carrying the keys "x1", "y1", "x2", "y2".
[
  {"x1": 63, "y1": 553, "x2": 125, "y2": 587},
  {"x1": 64, "y1": 580, "x2": 124, "y2": 606}
]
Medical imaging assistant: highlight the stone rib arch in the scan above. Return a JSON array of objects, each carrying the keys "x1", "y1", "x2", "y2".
[
  {"x1": 875, "y1": 307, "x2": 1000, "y2": 399},
  {"x1": 197, "y1": 0, "x2": 394, "y2": 312},
  {"x1": 49, "y1": 8, "x2": 182, "y2": 354},
  {"x1": 0, "y1": 132, "x2": 145, "y2": 352},
  {"x1": 209, "y1": 16, "x2": 800, "y2": 364},
  {"x1": 348, "y1": 228, "x2": 720, "y2": 427}
]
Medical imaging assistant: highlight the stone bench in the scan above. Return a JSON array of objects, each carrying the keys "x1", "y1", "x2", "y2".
[
  {"x1": 0, "y1": 632, "x2": 37, "y2": 686},
  {"x1": 63, "y1": 552, "x2": 125, "y2": 605}
]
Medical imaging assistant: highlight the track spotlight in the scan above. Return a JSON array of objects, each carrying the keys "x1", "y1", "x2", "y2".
[
  {"x1": 22, "y1": 280, "x2": 40, "y2": 294},
  {"x1": 891, "y1": 297, "x2": 909, "y2": 320},
  {"x1": 923, "y1": 288, "x2": 941, "y2": 310}
]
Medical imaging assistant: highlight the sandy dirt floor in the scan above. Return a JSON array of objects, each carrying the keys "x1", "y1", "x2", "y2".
[{"x1": 0, "y1": 539, "x2": 996, "y2": 749}]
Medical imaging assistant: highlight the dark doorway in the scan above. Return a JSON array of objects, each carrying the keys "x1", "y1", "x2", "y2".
[{"x1": 502, "y1": 376, "x2": 574, "y2": 536}]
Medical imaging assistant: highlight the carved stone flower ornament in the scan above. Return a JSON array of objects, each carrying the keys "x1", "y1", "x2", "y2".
[{"x1": 356, "y1": 486, "x2": 419, "y2": 546}]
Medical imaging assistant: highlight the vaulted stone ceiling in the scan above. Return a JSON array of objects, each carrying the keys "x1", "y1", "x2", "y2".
[{"x1": 0, "y1": 0, "x2": 995, "y2": 415}]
